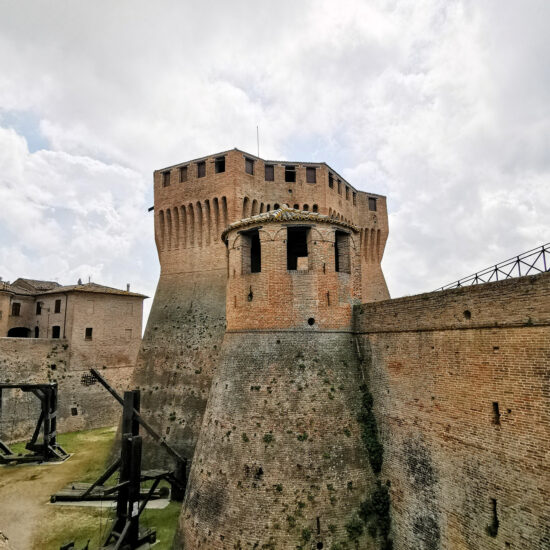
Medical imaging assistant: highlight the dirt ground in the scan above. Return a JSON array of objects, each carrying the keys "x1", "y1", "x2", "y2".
[{"x1": 0, "y1": 427, "x2": 116, "y2": 550}]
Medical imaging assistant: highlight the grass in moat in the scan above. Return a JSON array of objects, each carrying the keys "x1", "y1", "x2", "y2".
[{"x1": 1, "y1": 426, "x2": 181, "y2": 550}]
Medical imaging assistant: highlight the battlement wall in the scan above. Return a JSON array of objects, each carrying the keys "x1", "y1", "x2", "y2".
[{"x1": 355, "y1": 272, "x2": 550, "y2": 549}]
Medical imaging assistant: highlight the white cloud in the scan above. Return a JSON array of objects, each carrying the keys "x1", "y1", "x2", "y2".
[{"x1": 0, "y1": 0, "x2": 548, "y2": 310}]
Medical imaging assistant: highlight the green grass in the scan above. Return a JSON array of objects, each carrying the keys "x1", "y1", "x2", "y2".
[{"x1": 4, "y1": 426, "x2": 181, "y2": 549}]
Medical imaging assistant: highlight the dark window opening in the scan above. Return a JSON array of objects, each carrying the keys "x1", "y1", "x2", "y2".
[
  {"x1": 179, "y1": 165, "x2": 188, "y2": 182},
  {"x1": 492, "y1": 402, "x2": 500, "y2": 425},
  {"x1": 36, "y1": 302, "x2": 42, "y2": 315},
  {"x1": 54, "y1": 299, "x2": 61, "y2": 313},
  {"x1": 197, "y1": 161, "x2": 206, "y2": 178},
  {"x1": 293, "y1": 204, "x2": 299, "y2": 209},
  {"x1": 345, "y1": 187, "x2": 349, "y2": 200},
  {"x1": 215, "y1": 156, "x2": 225, "y2": 173},
  {"x1": 328, "y1": 173, "x2": 334, "y2": 188},
  {"x1": 162, "y1": 170, "x2": 171, "y2": 187},
  {"x1": 313, "y1": 204, "x2": 318, "y2": 212},
  {"x1": 265, "y1": 164, "x2": 274, "y2": 181},
  {"x1": 337, "y1": 180, "x2": 342, "y2": 194},
  {"x1": 335, "y1": 231, "x2": 351, "y2": 273},
  {"x1": 287, "y1": 227, "x2": 309, "y2": 270},
  {"x1": 34, "y1": 327, "x2": 39, "y2": 338},
  {"x1": 71, "y1": 407, "x2": 78, "y2": 416},
  {"x1": 316, "y1": 517, "x2": 321, "y2": 535},
  {"x1": 303, "y1": 204, "x2": 309, "y2": 211},
  {"x1": 52, "y1": 325, "x2": 61, "y2": 339},
  {"x1": 285, "y1": 165, "x2": 296, "y2": 182},
  {"x1": 463, "y1": 310, "x2": 472, "y2": 320},
  {"x1": 353, "y1": 192, "x2": 357, "y2": 205},
  {"x1": 242, "y1": 229, "x2": 261, "y2": 274},
  {"x1": 7, "y1": 327, "x2": 30, "y2": 337},
  {"x1": 308, "y1": 317, "x2": 315, "y2": 326},
  {"x1": 85, "y1": 327, "x2": 93, "y2": 340},
  {"x1": 368, "y1": 197, "x2": 377, "y2": 211},
  {"x1": 245, "y1": 157, "x2": 254, "y2": 175},
  {"x1": 273, "y1": 203, "x2": 280, "y2": 210},
  {"x1": 11, "y1": 302, "x2": 20, "y2": 316},
  {"x1": 306, "y1": 167, "x2": 316, "y2": 183},
  {"x1": 317, "y1": 543, "x2": 323, "y2": 550},
  {"x1": 487, "y1": 499, "x2": 499, "y2": 537}
]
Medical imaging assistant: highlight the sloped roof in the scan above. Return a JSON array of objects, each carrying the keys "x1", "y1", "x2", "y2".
[
  {"x1": 39, "y1": 282, "x2": 147, "y2": 298},
  {"x1": 221, "y1": 204, "x2": 358, "y2": 240},
  {"x1": 11, "y1": 278, "x2": 61, "y2": 292}
]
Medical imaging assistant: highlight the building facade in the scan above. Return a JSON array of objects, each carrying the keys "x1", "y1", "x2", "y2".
[{"x1": 0, "y1": 279, "x2": 146, "y2": 440}]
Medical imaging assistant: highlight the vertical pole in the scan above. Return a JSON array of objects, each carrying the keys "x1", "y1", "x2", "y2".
[
  {"x1": 171, "y1": 458, "x2": 187, "y2": 502},
  {"x1": 43, "y1": 387, "x2": 51, "y2": 462},
  {"x1": 132, "y1": 390, "x2": 140, "y2": 436},
  {"x1": 113, "y1": 433, "x2": 132, "y2": 540},
  {"x1": 122, "y1": 391, "x2": 134, "y2": 435},
  {"x1": 128, "y1": 435, "x2": 143, "y2": 545},
  {"x1": 50, "y1": 384, "x2": 58, "y2": 449}
]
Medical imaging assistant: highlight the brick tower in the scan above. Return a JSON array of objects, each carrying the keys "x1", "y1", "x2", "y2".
[
  {"x1": 132, "y1": 149, "x2": 389, "y2": 469},
  {"x1": 176, "y1": 207, "x2": 380, "y2": 548}
]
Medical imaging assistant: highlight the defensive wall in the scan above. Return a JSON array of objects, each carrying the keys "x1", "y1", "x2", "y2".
[
  {"x1": 355, "y1": 272, "x2": 550, "y2": 549},
  {"x1": 134, "y1": 148, "x2": 389, "y2": 469}
]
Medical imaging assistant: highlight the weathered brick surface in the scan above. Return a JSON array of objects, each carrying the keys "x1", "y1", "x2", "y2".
[
  {"x1": 356, "y1": 273, "x2": 550, "y2": 549},
  {"x1": 134, "y1": 149, "x2": 389, "y2": 468},
  {"x1": 177, "y1": 332, "x2": 376, "y2": 550},
  {"x1": 0, "y1": 337, "x2": 133, "y2": 441}
]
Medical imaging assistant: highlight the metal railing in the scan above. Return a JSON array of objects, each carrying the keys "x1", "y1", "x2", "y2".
[{"x1": 438, "y1": 243, "x2": 549, "y2": 291}]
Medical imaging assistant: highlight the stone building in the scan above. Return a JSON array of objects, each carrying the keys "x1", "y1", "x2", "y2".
[
  {"x1": 133, "y1": 148, "x2": 549, "y2": 549},
  {"x1": 0, "y1": 278, "x2": 146, "y2": 440}
]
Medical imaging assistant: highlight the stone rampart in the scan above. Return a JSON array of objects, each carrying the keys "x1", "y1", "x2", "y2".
[
  {"x1": 0, "y1": 337, "x2": 132, "y2": 442},
  {"x1": 355, "y1": 273, "x2": 550, "y2": 549}
]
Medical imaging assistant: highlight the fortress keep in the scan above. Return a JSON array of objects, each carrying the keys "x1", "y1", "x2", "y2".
[{"x1": 133, "y1": 148, "x2": 549, "y2": 549}]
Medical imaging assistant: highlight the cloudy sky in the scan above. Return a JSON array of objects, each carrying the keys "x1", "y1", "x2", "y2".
[{"x1": 1, "y1": 0, "x2": 549, "y2": 323}]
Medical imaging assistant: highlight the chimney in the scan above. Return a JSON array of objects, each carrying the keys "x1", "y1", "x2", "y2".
[{"x1": 126, "y1": 283, "x2": 130, "y2": 292}]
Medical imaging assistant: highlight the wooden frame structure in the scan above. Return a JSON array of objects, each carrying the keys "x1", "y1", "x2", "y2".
[{"x1": 0, "y1": 382, "x2": 68, "y2": 464}]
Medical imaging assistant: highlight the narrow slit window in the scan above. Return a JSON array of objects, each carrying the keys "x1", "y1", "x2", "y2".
[
  {"x1": 54, "y1": 299, "x2": 61, "y2": 313},
  {"x1": 337, "y1": 180, "x2": 342, "y2": 194},
  {"x1": 34, "y1": 327, "x2": 39, "y2": 338},
  {"x1": 245, "y1": 157, "x2": 254, "y2": 175},
  {"x1": 197, "y1": 161, "x2": 206, "y2": 178},
  {"x1": 36, "y1": 302, "x2": 42, "y2": 315},
  {"x1": 313, "y1": 204, "x2": 318, "y2": 212},
  {"x1": 179, "y1": 166, "x2": 188, "y2": 182},
  {"x1": 85, "y1": 327, "x2": 93, "y2": 340},
  {"x1": 306, "y1": 167, "x2": 316, "y2": 183},
  {"x1": 11, "y1": 303, "x2": 20, "y2": 316},
  {"x1": 285, "y1": 165, "x2": 296, "y2": 182},
  {"x1": 353, "y1": 192, "x2": 357, "y2": 205},
  {"x1": 368, "y1": 197, "x2": 377, "y2": 211},
  {"x1": 241, "y1": 229, "x2": 261, "y2": 274},
  {"x1": 335, "y1": 231, "x2": 351, "y2": 273},
  {"x1": 492, "y1": 402, "x2": 501, "y2": 425},
  {"x1": 162, "y1": 170, "x2": 171, "y2": 187},
  {"x1": 328, "y1": 173, "x2": 334, "y2": 189},
  {"x1": 287, "y1": 227, "x2": 309, "y2": 270},
  {"x1": 345, "y1": 187, "x2": 349, "y2": 200},
  {"x1": 52, "y1": 325, "x2": 61, "y2": 339},
  {"x1": 265, "y1": 164, "x2": 274, "y2": 181}
]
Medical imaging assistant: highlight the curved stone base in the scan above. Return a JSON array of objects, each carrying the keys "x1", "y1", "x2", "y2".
[{"x1": 177, "y1": 331, "x2": 377, "y2": 549}]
